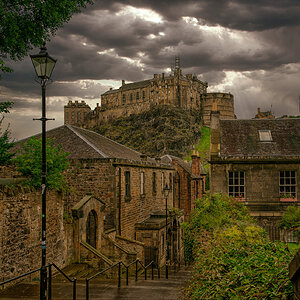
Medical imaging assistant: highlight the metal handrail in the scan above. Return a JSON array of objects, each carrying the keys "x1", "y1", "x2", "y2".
[
  {"x1": 0, "y1": 267, "x2": 41, "y2": 287},
  {"x1": 48, "y1": 263, "x2": 77, "y2": 300},
  {"x1": 85, "y1": 259, "x2": 157, "y2": 300}
]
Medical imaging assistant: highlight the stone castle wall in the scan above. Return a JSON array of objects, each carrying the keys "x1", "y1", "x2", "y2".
[
  {"x1": 201, "y1": 93, "x2": 235, "y2": 126},
  {"x1": 63, "y1": 67, "x2": 236, "y2": 128}
]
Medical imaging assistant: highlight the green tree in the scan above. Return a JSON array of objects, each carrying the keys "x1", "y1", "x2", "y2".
[
  {"x1": 0, "y1": 101, "x2": 14, "y2": 165},
  {"x1": 0, "y1": 0, "x2": 93, "y2": 74},
  {"x1": 14, "y1": 137, "x2": 70, "y2": 191}
]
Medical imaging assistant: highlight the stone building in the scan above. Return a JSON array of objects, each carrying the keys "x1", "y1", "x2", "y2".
[
  {"x1": 64, "y1": 58, "x2": 235, "y2": 127},
  {"x1": 160, "y1": 153, "x2": 206, "y2": 218},
  {"x1": 0, "y1": 125, "x2": 188, "y2": 282},
  {"x1": 209, "y1": 112, "x2": 300, "y2": 240},
  {"x1": 64, "y1": 100, "x2": 91, "y2": 125},
  {"x1": 254, "y1": 107, "x2": 275, "y2": 119}
]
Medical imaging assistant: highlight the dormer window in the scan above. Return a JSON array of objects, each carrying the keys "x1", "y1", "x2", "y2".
[{"x1": 259, "y1": 130, "x2": 272, "y2": 142}]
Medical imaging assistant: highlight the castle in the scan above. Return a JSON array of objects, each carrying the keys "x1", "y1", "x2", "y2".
[{"x1": 64, "y1": 58, "x2": 235, "y2": 127}]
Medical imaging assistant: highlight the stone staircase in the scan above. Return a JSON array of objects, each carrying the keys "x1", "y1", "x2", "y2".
[{"x1": 0, "y1": 264, "x2": 192, "y2": 299}]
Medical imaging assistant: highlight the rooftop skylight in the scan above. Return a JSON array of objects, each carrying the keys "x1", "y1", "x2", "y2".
[{"x1": 258, "y1": 130, "x2": 272, "y2": 142}]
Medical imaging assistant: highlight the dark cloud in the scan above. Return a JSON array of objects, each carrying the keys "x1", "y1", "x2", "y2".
[{"x1": 1, "y1": 0, "x2": 300, "y2": 140}]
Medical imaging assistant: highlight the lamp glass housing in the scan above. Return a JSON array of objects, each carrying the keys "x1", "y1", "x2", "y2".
[{"x1": 30, "y1": 47, "x2": 56, "y2": 79}]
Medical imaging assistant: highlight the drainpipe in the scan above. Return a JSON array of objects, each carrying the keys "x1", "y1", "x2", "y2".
[{"x1": 118, "y1": 168, "x2": 122, "y2": 235}]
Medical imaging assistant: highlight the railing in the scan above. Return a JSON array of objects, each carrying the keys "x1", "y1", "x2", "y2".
[
  {"x1": 48, "y1": 263, "x2": 76, "y2": 300},
  {"x1": 0, "y1": 267, "x2": 41, "y2": 288},
  {"x1": 0, "y1": 263, "x2": 77, "y2": 300},
  {"x1": 86, "y1": 259, "x2": 158, "y2": 300}
]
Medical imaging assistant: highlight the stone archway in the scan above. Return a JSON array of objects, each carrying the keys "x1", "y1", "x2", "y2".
[{"x1": 86, "y1": 210, "x2": 97, "y2": 248}]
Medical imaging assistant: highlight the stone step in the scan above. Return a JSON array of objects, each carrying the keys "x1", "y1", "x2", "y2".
[{"x1": 0, "y1": 266, "x2": 193, "y2": 299}]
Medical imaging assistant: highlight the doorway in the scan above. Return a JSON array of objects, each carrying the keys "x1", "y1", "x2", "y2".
[{"x1": 86, "y1": 210, "x2": 97, "y2": 248}]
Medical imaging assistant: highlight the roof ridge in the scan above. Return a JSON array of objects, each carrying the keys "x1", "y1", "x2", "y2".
[
  {"x1": 66, "y1": 125, "x2": 108, "y2": 158},
  {"x1": 69, "y1": 125, "x2": 143, "y2": 157}
]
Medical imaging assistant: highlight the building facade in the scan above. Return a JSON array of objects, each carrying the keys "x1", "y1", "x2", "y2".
[
  {"x1": 209, "y1": 113, "x2": 300, "y2": 240},
  {"x1": 0, "y1": 124, "x2": 190, "y2": 283},
  {"x1": 161, "y1": 153, "x2": 206, "y2": 218},
  {"x1": 64, "y1": 58, "x2": 235, "y2": 127}
]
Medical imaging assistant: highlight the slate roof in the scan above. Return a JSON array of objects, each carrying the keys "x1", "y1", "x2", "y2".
[
  {"x1": 160, "y1": 155, "x2": 206, "y2": 176},
  {"x1": 120, "y1": 79, "x2": 151, "y2": 91},
  {"x1": 219, "y1": 119, "x2": 300, "y2": 158},
  {"x1": 14, "y1": 125, "x2": 156, "y2": 163}
]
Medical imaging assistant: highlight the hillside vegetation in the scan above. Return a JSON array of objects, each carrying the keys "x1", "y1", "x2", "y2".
[{"x1": 93, "y1": 105, "x2": 202, "y2": 158}]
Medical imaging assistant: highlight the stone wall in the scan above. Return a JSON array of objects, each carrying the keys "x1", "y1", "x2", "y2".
[
  {"x1": 210, "y1": 162, "x2": 300, "y2": 204},
  {"x1": 64, "y1": 158, "x2": 116, "y2": 231},
  {"x1": 0, "y1": 187, "x2": 72, "y2": 282}
]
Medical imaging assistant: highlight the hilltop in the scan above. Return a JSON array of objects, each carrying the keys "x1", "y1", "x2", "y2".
[{"x1": 92, "y1": 105, "x2": 203, "y2": 158}]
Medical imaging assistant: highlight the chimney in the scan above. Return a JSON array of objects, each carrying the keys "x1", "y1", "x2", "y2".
[
  {"x1": 154, "y1": 74, "x2": 158, "y2": 79},
  {"x1": 97, "y1": 103, "x2": 99, "y2": 108},
  {"x1": 191, "y1": 150, "x2": 201, "y2": 176},
  {"x1": 257, "y1": 107, "x2": 261, "y2": 114},
  {"x1": 162, "y1": 73, "x2": 165, "y2": 79},
  {"x1": 210, "y1": 111, "x2": 220, "y2": 158},
  {"x1": 140, "y1": 154, "x2": 147, "y2": 161},
  {"x1": 212, "y1": 102, "x2": 218, "y2": 111},
  {"x1": 122, "y1": 80, "x2": 125, "y2": 86}
]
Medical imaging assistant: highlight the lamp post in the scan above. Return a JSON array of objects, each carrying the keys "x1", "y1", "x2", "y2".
[
  {"x1": 30, "y1": 44, "x2": 56, "y2": 300},
  {"x1": 163, "y1": 183, "x2": 170, "y2": 278}
]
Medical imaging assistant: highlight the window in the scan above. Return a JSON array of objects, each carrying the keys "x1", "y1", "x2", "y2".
[
  {"x1": 122, "y1": 94, "x2": 126, "y2": 104},
  {"x1": 161, "y1": 172, "x2": 165, "y2": 189},
  {"x1": 259, "y1": 130, "x2": 272, "y2": 142},
  {"x1": 125, "y1": 171, "x2": 131, "y2": 198},
  {"x1": 136, "y1": 91, "x2": 139, "y2": 100},
  {"x1": 140, "y1": 172, "x2": 145, "y2": 195},
  {"x1": 152, "y1": 172, "x2": 156, "y2": 195},
  {"x1": 228, "y1": 171, "x2": 245, "y2": 198},
  {"x1": 142, "y1": 90, "x2": 146, "y2": 99},
  {"x1": 169, "y1": 173, "x2": 172, "y2": 190},
  {"x1": 130, "y1": 93, "x2": 133, "y2": 101},
  {"x1": 280, "y1": 171, "x2": 296, "y2": 197}
]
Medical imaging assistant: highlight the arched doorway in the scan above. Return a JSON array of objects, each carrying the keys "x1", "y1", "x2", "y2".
[{"x1": 86, "y1": 210, "x2": 97, "y2": 248}]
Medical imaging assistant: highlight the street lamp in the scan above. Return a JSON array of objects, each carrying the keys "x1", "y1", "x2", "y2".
[
  {"x1": 163, "y1": 183, "x2": 170, "y2": 278},
  {"x1": 30, "y1": 43, "x2": 56, "y2": 300}
]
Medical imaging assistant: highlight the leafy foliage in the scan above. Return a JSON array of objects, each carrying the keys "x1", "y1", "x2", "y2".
[
  {"x1": 0, "y1": 0, "x2": 93, "y2": 73},
  {"x1": 280, "y1": 206, "x2": 300, "y2": 236},
  {"x1": 0, "y1": 101, "x2": 14, "y2": 165},
  {"x1": 183, "y1": 193, "x2": 294, "y2": 299},
  {"x1": 14, "y1": 137, "x2": 70, "y2": 191},
  {"x1": 94, "y1": 105, "x2": 202, "y2": 158}
]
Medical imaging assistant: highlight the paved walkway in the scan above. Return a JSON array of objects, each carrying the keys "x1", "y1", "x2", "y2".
[{"x1": 0, "y1": 266, "x2": 192, "y2": 300}]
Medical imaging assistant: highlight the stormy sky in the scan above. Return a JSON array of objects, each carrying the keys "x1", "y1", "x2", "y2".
[{"x1": 1, "y1": 0, "x2": 300, "y2": 140}]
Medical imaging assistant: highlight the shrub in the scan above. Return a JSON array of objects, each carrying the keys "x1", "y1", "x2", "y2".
[
  {"x1": 280, "y1": 206, "x2": 300, "y2": 237},
  {"x1": 183, "y1": 193, "x2": 294, "y2": 299}
]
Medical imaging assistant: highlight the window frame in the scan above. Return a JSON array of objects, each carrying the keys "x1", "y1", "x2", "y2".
[
  {"x1": 125, "y1": 171, "x2": 131, "y2": 199},
  {"x1": 152, "y1": 172, "x2": 157, "y2": 195},
  {"x1": 140, "y1": 172, "x2": 145, "y2": 195},
  {"x1": 228, "y1": 171, "x2": 245, "y2": 198},
  {"x1": 279, "y1": 171, "x2": 297, "y2": 198}
]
